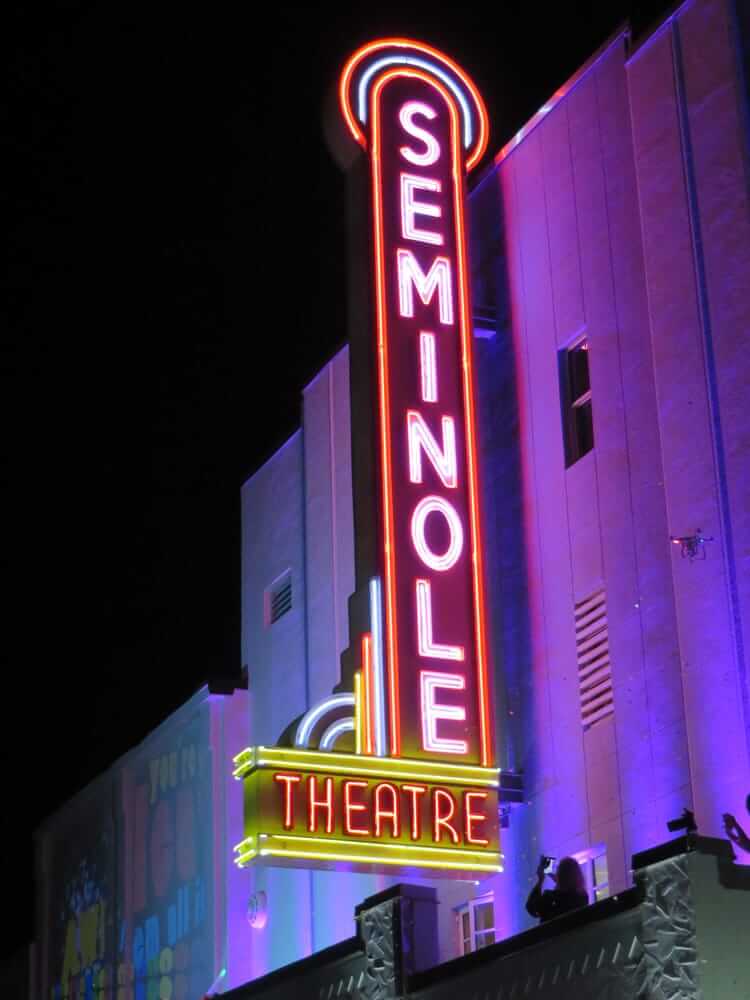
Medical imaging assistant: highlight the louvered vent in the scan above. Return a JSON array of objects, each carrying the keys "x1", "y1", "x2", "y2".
[
  {"x1": 268, "y1": 571, "x2": 292, "y2": 625},
  {"x1": 575, "y1": 590, "x2": 613, "y2": 729}
]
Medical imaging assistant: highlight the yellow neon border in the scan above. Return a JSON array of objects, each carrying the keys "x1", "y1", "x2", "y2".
[
  {"x1": 245, "y1": 850, "x2": 500, "y2": 873},
  {"x1": 260, "y1": 831, "x2": 499, "y2": 858},
  {"x1": 354, "y1": 671, "x2": 363, "y2": 755},
  {"x1": 235, "y1": 836, "x2": 502, "y2": 873},
  {"x1": 233, "y1": 746, "x2": 499, "y2": 787}
]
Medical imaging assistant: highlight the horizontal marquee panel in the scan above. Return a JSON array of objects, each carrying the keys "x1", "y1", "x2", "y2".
[{"x1": 234, "y1": 747, "x2": 501, "y2": 877}]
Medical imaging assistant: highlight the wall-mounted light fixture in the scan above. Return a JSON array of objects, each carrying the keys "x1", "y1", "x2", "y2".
[{"x1": 247, "y1": 890, "x2": 268, "y2": 929}]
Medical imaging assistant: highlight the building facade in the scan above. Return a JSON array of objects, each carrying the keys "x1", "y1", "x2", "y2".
[{"x1": 34, "y1": 0, "x2": 750, "y2": 996}]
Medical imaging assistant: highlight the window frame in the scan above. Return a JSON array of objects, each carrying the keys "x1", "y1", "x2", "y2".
[
  {"x1": 455, "y1": 893, "x2": 496, "y2": 956},
  {"x1": 559, "y1": 333, "x2": 594, "y2": 467},
  {"x1": 572, "y1": 844, "x2": 609, "y2": 903}
]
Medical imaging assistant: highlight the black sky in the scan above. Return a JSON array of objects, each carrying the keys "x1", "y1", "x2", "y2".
[{"x1": 2, "y1": 1, "x2": 670, "y2": 958}]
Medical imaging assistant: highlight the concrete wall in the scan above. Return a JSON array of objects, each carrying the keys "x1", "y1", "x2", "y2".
[
  {"x1": 627, "y1": 0, "x2": 750, "y2": 835},
  {"x1": 479, "y1": 0, "x2": 749, "y2": 943},
  {"x1": 235, "y1": 348, "x2": 391, "y2": 983},
  {"x1": 493, "y1": 30, "x2": 654, "y2": 920}
]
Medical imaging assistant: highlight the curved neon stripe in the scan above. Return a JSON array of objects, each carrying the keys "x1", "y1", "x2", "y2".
[
  {"x1": 319, "y1": 717, "x2": 355, "y2": 750},
  {"x1": 295, "y1": 694, "x2": 355, "y2": 748},
  {"x1": 361, "y1": 634, "x2": 375, "y2": 755},
  {"x1": 253, "y1": 758, "x2": 498, "y2": 786},
  {"x1": 369, "y1": 578, "x2": 388, "y2": 756},
  {"x1": 370, "y1": 68, "x2": 451, "y2": 757},
  {"x1": 451, "y1": 89, "x2": 493, "y2": 766},
  {"x1": 370, "y1": 77, "x2": 399, "y2": 753},
  {"x1": 248, "y1": 746, "x2": 500, "y2": 783},
  {"x1": 357, "y1": 54, "x2": 474, "y2": 149},
  {"x1": 339, "y1": 37, "x2": 489, "y2": 170},
  {"x1": 262, "y1": 832, "x2": 494, "y2": 858},
  {"x1": 254, "y1": 847, "x2": 501, "y2": 873},
  {"x1": 354, "y1": 671, "x2": 363, "y2": 755}
]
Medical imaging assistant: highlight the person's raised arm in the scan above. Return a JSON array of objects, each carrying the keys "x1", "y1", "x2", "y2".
[
  {"x1": 723, "y1": 813, "x2": 750, "y2": 854},
  {"x1": 525, "y1": 856, "x2": 547, "y2": 918}
]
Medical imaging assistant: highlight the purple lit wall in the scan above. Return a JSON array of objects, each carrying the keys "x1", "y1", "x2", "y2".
[
  {"x1": 234, "y1": 349, "x2": 394, "y2": 984},
  {"x1": 626, "y1": 0, "x2": 750, "y2": 835},
  {"x1": 468, "y1": 0, "x2": 749, "y2": 936}
]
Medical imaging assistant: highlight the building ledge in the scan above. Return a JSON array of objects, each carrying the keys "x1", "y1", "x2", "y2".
[
  {"x1": 409, "y1": 885, "x2": 643, "y2": 992},
  {"x1": 222, "y1": 936, "x2": 363, "y2": 999},
  {"x1": 632, "y1": 832, "x2": 733, "y2": 870}
]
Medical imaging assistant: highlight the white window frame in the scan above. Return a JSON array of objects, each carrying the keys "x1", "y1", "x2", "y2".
[
  {"x1": 572, "y1": 844, "x2": 609, "y2": 903},
  {"x1": 560, "y1": 332, "x2": 594, "y2": 466},
  {"x1": 455, "y1": 893, "x2": 496, "y2": 955}
]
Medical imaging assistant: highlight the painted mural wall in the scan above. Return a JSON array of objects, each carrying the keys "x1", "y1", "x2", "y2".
[
  {"x1": 118, "y1": 706, "x2": 214, "y2": 1000},
  {"x1": 43, "y1": 780, "x2": 117, "y2": 1000},
  {"x1": 37, "y1": 695, "x2": 219, "y2": 1000}
]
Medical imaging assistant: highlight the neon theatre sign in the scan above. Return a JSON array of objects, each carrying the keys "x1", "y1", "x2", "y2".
[{"x1": 233, "y1": 39, "x2": 501, "y2": 877}]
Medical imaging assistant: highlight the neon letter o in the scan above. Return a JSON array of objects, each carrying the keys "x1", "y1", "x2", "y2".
[{"x1": 410, "y1": 495, "x2": 463, "y2": 571}]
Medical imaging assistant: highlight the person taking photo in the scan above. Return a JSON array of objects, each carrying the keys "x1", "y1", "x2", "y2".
[{"x1": 526, "y1": 855, "x2": 589, "y2": 923}]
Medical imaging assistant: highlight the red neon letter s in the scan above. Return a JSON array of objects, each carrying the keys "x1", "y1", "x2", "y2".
[{"x1": 399, "y1": 101, "x2": 440, "y2": 167}]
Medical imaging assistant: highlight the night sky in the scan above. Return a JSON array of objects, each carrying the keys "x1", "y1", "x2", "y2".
[{"x1": 2, "y1": 1, "x2": 669, "y2": 960}]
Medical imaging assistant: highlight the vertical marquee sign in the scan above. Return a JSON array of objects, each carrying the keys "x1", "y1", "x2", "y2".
[
  {"x1": 341, "y1": 40, "x2": 492, "y2": 767},
  {"x1": 233, "y1": 40, "x2": 501, "y2": 878}
]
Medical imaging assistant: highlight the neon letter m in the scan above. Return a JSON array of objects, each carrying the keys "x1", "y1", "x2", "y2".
[{"x1": 397, "y1": 250, "x2": 454, "y2": 325}]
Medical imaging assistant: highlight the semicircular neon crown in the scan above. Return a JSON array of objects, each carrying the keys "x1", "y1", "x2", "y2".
[{"x1": 339, "y1": 38, "x2": 489, "y2": 171}]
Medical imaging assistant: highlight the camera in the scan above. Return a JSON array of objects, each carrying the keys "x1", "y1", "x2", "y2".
[{"x1": 666, "y1": 808, "x2": 697, "y2": 834}]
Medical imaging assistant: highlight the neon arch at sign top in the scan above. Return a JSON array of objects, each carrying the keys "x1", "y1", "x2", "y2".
[
  {"x1": 339, "y1": 38, "x2": 489, "y2": 171},
  {"x1": 358, "y1": 55, "x2": 474, "y2": 148}
]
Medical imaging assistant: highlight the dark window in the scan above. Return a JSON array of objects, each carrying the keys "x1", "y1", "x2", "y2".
[
  {"x1": 560, "y1": 338, "x2": 594, "y2": 466},
  {"x1": 267, "y1": 571, "x2": 292, "y2": 625}
]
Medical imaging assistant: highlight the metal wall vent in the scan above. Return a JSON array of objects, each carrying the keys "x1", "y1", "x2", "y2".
[
  {"x1": 575, "y1": 590, "x2": 613, "y2": 729},
  {"x1": 268, "y1": 571, "x2": 292, "y2": 625}
]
